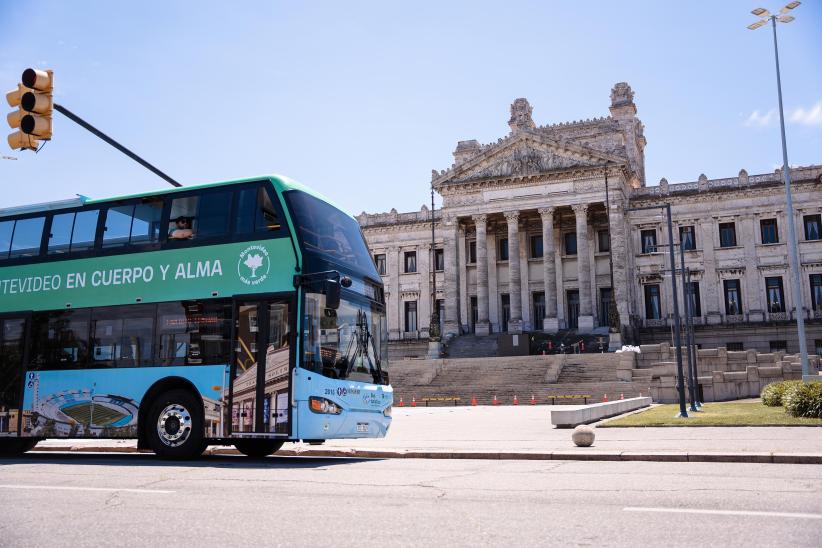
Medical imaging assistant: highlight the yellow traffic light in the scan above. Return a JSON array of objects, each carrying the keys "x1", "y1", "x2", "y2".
[{"x1": 6, "y1": 68, "x2": 53, "y2": 150}]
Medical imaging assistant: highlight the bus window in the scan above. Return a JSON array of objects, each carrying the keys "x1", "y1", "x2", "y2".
[
  {"x1": 157, "y1": 301, "x2": 231, "y2": 366},
  {"x1": 236, "y1": 186, "x2": 282, "y2": 234},
  {"x1": 168, "y1": 192, "x2": 232, "y2": 241},
  {"x1": 71, "y1": 210, "x2": 99, "y2": 252},
  {"x1": 130, "y1": 199, "x2": 163, "y2": 244},
  {"x1": 31, "y1": 309, "x2": 91, "y2": 370},
  {"x1": 48, "y1": 212, "x2": 75, "y2": 254},
  {"x1": 91, "y1": 305, "x2": 155, "y2": 367},
  {"x1": 9, "y1": 217, "x2": 45, "y2": 258},
  {"x1": 103, "y1": 205, "x2": 134, "y2": 248},
  {"x1": 0, "y1": 220, "x2": 13, "y2": 259}
]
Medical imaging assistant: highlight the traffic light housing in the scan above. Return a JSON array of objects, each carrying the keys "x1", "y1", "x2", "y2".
[{"x1": 6, "y1": 68, "x2": 53, "y2": 150}]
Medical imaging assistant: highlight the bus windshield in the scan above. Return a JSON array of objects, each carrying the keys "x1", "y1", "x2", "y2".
[
  {"x1": 284, "y1": 190, "x2": 379, "y2": 280},
  {"x1": 302, "y1": 292, "x2": 388, "y2": 385}
]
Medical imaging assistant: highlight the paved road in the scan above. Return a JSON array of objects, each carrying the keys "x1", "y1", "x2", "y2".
[
  {"x1": 1, "y1": 453, "x2": 820, "y2": 547},
  {"x1": 39, "y1": 406, "x2": 822, "y2": 457}
]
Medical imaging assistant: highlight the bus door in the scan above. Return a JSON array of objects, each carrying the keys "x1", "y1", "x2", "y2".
[
  {"x1": 0, "y1": 315, "x2": 29, "y2": 437},
  {"x1": 230, "y1": 299, "x2": 291, "y2": 436}
]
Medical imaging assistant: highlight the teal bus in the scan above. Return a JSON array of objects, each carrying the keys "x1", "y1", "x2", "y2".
[{"x1": 0, "y1": 175, "x2": 391, "y2": 458}]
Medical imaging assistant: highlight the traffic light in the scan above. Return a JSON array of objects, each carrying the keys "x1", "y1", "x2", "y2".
[{"x1": 6, "y1": 68, "x2": 53, "y2": 151}]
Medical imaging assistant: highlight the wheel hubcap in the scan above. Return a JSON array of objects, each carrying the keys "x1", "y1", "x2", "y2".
[{"x1": 157, "y1": 404, "x2": 192, "y2": 447}]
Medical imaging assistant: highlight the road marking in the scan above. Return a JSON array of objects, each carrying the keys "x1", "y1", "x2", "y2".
[
  {"x1": 0, "y1": 484, "x2": 174, "y2": 494},
  {"x1": 624, "y1": 507, "x2": 822, "y2": 520}
]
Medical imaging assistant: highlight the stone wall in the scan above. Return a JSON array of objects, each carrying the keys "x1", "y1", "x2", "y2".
[{"x1": 637, "y1": 342, "x2": 821, "y2": 403}]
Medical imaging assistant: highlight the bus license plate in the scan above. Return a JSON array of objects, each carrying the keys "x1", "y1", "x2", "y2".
[{"x1": 356, "y1": 423, "x2": 369, "y2": 433}]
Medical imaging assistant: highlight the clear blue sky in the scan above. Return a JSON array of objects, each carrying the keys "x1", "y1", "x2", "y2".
[{"x1": 2, "y1": 0, "x2": 820, "y2": 215}]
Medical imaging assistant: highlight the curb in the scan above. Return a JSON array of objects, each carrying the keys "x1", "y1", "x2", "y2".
[{"x1": 30, "y1": 446, "x2": 822, "y2": 465}]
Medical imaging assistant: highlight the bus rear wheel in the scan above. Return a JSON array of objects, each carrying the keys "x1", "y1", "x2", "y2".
[
  {"x1": 0, "y1": 438, "x2": 39, "y2": 457},
  {"x1": 146, "y1": 389, "x2": 206, "y2": 460},
  {"x1": 234, "y1": 440, "x2": 284, "y2": 458}
]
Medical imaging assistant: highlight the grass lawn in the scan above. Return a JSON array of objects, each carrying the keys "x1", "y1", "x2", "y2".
[{"x1": 600, "y1": 401, "x2": 822, "y2": 427}]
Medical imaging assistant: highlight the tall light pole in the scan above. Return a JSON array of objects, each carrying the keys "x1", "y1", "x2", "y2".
[
  {"x1": 628, "y1": 203, "x2": 688, "y2": 417},
  {"x1": 747, "y1": 1, "x2": 809, "y2": 378}
]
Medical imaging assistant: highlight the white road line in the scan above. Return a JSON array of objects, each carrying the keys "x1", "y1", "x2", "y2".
[
  {"x1": 0, "y1": 484, "x2": 174, "y2": 494},
  {"x1": 624, "y1": 507, "x2": 822, "y2": 520}
]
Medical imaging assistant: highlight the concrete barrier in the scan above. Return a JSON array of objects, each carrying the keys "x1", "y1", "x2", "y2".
[{"x1": 550, "y1": 397, "x2": 652, "y2": 428}]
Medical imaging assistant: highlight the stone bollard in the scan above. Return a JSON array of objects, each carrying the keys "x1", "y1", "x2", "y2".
[{"x1": 571, "y1": 425, "x2": 595, "y2": 447}]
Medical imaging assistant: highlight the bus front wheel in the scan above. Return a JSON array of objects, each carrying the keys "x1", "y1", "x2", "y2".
[
  {"x1": 234, "y1": 440, "x2": 284, "y2": 458},
  {"x1": 0, "y1": 438, "x2": 39, "y2": 457},
  {"x1": 146, "y1": 389, "x2": 206, "y2": 460}
]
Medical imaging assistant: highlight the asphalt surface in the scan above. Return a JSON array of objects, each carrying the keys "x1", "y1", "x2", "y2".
[{"x1": 1, "y1": 452, "x2": 820, "y2": 547}]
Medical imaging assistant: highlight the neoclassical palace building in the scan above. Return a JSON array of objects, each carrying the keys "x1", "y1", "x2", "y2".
[{"x1": 357, "y1": 83, "x2": 822, "y2": 355}]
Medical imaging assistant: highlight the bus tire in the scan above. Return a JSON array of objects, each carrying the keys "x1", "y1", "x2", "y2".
[
  {"x1": 146, "y1": 389, "x2": 206, "y2": 460},
  {"x1": 233, "y1": 439, "x2": 284, "y2": 458},
  {"x1": 0, "y1": 438, "x2": 39, "y2": 457}
]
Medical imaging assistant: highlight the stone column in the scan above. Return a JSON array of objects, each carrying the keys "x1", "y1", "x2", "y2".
[
  {"x1": 699, "y1": 218, "x2": 722, "y2": 324},
  {"x1": 443, "y1": 215, "x2": 460, "y2": 336},
  {"x1": 387, "y1": 246, "x2": 400, "y2": 340},
  {"x1": 473, "y1": 214, "x2": 491, "y2": 335},
  {"x1": 572, "y1": 203, "x2": 594, "y2": 333},
  {"x1": 504, "y1": 211, "x2": 523, "y2": 333},
  {"x1": 740, "y1": 215, "x2": 763, "y2": 321},
  {"x1": 539, "y1": 207, "x2": 558, "y2": 332},
  {"x1": 608, "y1": 202, "x2": 630, "y2": 330}
]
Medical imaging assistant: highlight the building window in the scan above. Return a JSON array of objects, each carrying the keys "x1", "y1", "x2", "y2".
[
  {"x1": 719, "y1": 222, "x2": 737, "y2": 247},
  {"x1": 404, "y1": 301, "x2": 418, "y2": 332},
  {"x1": 500, "y1": 294, "x2": 510, "y2": 332},
  {"x1": 435, "y1": 248, "x2": 445, "y2": 271},
  {"x1": 679, "y1": 226, "x2": 696, "y2": 251},
  {"x1": 641, "y1": 229, "x2": 657, "y2": 254},
  {"x1": 498, "y1": 238, "x2": 509, "y2": 261},
  {"x1": 530, "y1": 235, "x2": 543, "y2": 258},
  {"x1": 804, "y1": 214, "x2": 821, "y2": 241},
  {"x1": 760, "y1": 218, "x2": 779, "y2": 244},
  {"x1": 726, "y1": 342, "x2": 744, "y2": 351},
  {"x1": 599, "y1": 288, "x2": 612, "y2": 327},
  {"x1": 470, "y1": 296, "x2": 478, "y2": 333},
  {"x1": 467, "y1": 241, "x2": 476, "y2": 264},
  {"x1": 644, "y1": 284, "x2": 661, "y2": 320},
  {"x1": 374, "y1": 254, "x2": 386, "y2": 275},
  {"x1": 533, "y1": 292, "x2": 545, "y2": 331},
  {"x1": 564, "y1": 232, "x2": 577, "y2": 256},
  {"x1": 724, "y1": 279, "x2": 742, "y2": 315},
  {"x1": 769, "y1": 340, "x2": 788, "y2": 352},
  {"x1": 404, "y1": 251, "x2": 417, "y2": 273},
  {"x1": 765, "y1": 276, "x2": 785, "y2": 313},
  {"x1": 598, "y1": 230, "x2": 610, "y2": 253},
  {"x1": 809, "y1": 274, "x2": 822, "y2": 311},
  {"x1": 687, "y1": 281, "x2": 701, "y2": 317}
]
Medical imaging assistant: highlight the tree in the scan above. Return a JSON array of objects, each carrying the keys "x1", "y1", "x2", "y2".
[{"x1": 244, "y1": 254, "x2": 264, "y2": 278}]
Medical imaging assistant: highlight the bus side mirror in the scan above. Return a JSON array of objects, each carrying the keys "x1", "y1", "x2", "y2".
[{"x1": 325, "y1": 280, "x2": 341, "y2": 310}]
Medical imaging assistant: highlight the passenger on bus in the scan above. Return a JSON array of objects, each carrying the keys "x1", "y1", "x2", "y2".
[{"x1": 169, "y1": 216, "x2": 194, "y2": 240}]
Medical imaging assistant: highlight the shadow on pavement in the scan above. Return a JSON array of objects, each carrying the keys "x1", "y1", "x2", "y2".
[{"x1": 0, "y1": 451, "x2": 380, "y2": 469}]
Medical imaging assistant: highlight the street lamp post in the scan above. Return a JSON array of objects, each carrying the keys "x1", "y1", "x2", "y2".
[
  {"x1": 628, "y1": 203, "x2": 688, "y2": 417},
  {"x1": 747, "y1": 2, "x2": 810, "y2": 378},
  {"x1": 678, "y1": 240, "x2": 698, "y2": 412}
]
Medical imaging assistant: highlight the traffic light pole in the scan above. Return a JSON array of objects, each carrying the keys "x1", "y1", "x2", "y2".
[{"x1": 54, "y1": 103, "x2": 182, "y2": 188}]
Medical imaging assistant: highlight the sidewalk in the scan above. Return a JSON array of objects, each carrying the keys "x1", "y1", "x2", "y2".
[{"x1": 34, "y1": 406, "x2": 822, "y2": 464}]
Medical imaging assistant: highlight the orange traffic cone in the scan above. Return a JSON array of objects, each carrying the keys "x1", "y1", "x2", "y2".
[
  {"x1": 530, "y1": 394, "x2": 536, "y2": 405},
  {"x1": 513, "y1": 395, "x2": 519, "y2": 405},
  {"x1": 399, "y1": 397, "x2": 404, "y2": 407},
  {"x1": 602, "y1": 393, "x2": 608, "y2": 402},
  {"x1": 492, "y1": 395, "x2": 499, "y2": 406},
  {"x1": 411, "y1": 397, "x2": 417, "y2": 407},
  {"x1": 620, "y1": 393, "x2": 624, "y2": 400},
  {"x1": 471, "y1": 395, "x2": 477, "y2": 406}
]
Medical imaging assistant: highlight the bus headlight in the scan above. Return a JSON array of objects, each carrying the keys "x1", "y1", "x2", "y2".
[
  {"x1": 309, "y1": 397, "x2": 342, "y2": 415},
  {"x1": 383, "y1": 405, "x2": 392, "y2": 418}
]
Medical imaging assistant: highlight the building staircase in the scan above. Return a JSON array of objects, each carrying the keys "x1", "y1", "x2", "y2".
[{"x1": 444, "y1": 334, "x2": 499, "y2": 359}]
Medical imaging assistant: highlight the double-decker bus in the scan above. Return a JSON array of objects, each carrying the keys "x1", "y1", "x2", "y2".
[{"x1": 0, "y1": 175, "x2": 391, "y2": 458}]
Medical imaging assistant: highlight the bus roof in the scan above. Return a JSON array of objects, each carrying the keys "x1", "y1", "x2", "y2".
[{"x1": 1, "y1": 174, "x2": 350, "y2": 219}]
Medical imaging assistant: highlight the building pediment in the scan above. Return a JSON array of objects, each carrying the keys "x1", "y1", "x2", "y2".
[{"x1": 432, "y1": 130, "x2": 625, "y2": 188}]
